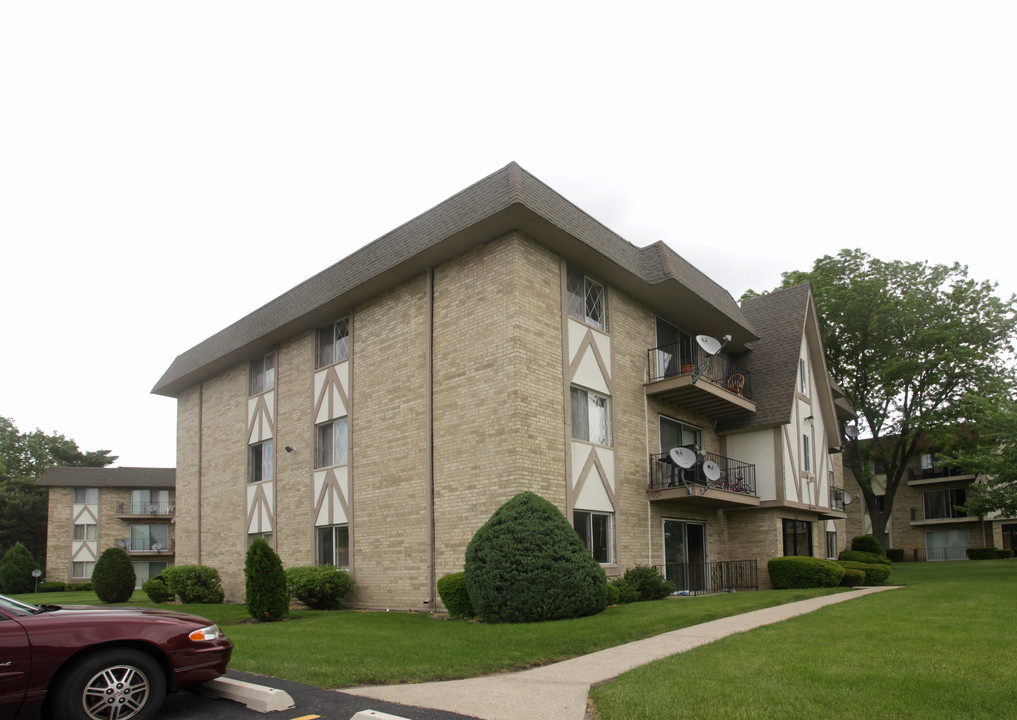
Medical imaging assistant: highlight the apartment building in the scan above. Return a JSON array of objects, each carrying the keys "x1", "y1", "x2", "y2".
[
  {"x1": 152, "y1": 162, "x2": 850, "y2": 607},
  {"x1": 36, "y1": 467, "x2": 176, "y2": 587}
]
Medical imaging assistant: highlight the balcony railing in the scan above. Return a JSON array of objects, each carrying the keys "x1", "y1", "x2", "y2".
[
  {"x1": 911, "y1": 506, "x2": 968, "y2": 522},
  {"x1": 908, "y1": 465, "x2": 971, "y2": 481},
  {"x1": 647, "y1": 342, "x2": 753, "y2": 400},
  {"x1": 114, "y1": 538, "x2": 174, "y2": 554},
  {"x1": 649, "y1": 451, "x2": 756, "y2": 496},
  {"x1": 655, "y1": 560, "x2": 758, "y2": 596},
  {"x1": 830, "y1": 486, "x2": 846, "y2": 512},
  {"x1": 116, "y1": 502, "x2": 175, "y2": 516}
]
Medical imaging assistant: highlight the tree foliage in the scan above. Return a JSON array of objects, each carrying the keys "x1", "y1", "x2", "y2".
[
  {"x1": 91, "y1": 547, "x2": 136, "y2": 603},
  {"x1": 0, "y1": 416, "x2": 117, "y2": 567},
  {"x1": 0, "y1": 542, "x2": 39, "y2": 594},
  {"x1": 245, "y1": 538, "x2": 289, "y2": 622},
  {"x1": 781, "y1": 250, "x2": 1017, "y2": 548},
  {"x1": 943, "y1": 392, "x2": 1017, "y2": 519}
]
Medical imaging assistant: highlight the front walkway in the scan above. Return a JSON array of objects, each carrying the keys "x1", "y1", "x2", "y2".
[{"x1": 344, "y1": 586, "x2": 899, "y2": 720}]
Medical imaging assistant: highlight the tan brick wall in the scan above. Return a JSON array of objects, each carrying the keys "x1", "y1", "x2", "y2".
[
  {"x1": 431, "y1": 233, "x2": 566, "y2": 586},
  {"x1": 44, "y1": 488, "x2": 73, "y2": 583},
  {"x1": 174, "y1": 384, "x2": 201, "y2": 564}
]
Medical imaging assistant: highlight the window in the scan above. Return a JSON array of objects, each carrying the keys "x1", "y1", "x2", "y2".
[
  {"x1": 316, "y1": 418, "x2": 349, "y2": 469},
  {"x1": 130, "y1": 524, "x2": 169, "y2": 552},
  {"x1": 317, "y1": 318, "x2": 350, "y2": 368},
  {"x1": 659, "y1": 417, "x2": 702, "y2": 453},
  {"x1": 782, "y1": 519, "x2": 813, "y2": 556},
  {"x1": 247, "y1": 532, "x2": 274, "y2": 548},
  {"x1": 799, "y1": 358, "x2": 808, "y2": 393},
  {"x1": 72, "y1": 562, "x2": 94, "y2": 578},
  {"x1": 803, "y1": 434, "x2": 812, "y2": 472},
  {"x1": 923, "y1": 488, "x2": 967, "y2": 520},
  {"x1": 926, "y1": 529, "x2": 969, "y2": 561},
  {"x1": 131, "y1": 489, "x2": 170, "y2": 514},
  {"x1": 574, "y1": 510, "x2": 612, "y2": 564},
  {"x1": 249, "y1": 441, "x2": 274, "y2": 483},
  {"x1": 73, "y1": 524, "x2": 97, "y2": 541},
  {"x1": 132, "y1": 561, "x2": 168, "y2": 588},
  {"x1": 317, "y1": 524, "x2": 350, "y2": 570},
  {"x1": 826, "y1": 531, "x2": 838, "y2": 559},
  {"x1": 250, "y1": 352, "x2": 276, "y2": 395},
  {"x1": 921, "y1": 453, "x2": 936, "y2": 470},
  {"x1": 567, "y1": 266, "x2": 606, "y2": 330},
  {"x1": 74, "y1": 487, "x2": 99, "y2": 504},
  {"x1": 571, "y1": 387, "x2": 610, "y2": 446}
]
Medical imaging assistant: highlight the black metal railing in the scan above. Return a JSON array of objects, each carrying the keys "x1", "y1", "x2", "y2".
[
  {"x1": 116, "y1": 501, "x2": 174, "y2": 515},
  {"x1": 656, "y1": 560, "x2": 758, "y2": 596},
  {"x1": 647, "y1": 342, "x2": 753, "y2": 400},
  {"x1": 114, "y1": 538, "x2": 174, "y2": 553},
  {"x1": 908, "y1": 465, "x2": 970, "y2": 481},
  {"x1": 649, "y1": 451, "x2": 756, "y2": 496},
  {"x1": 924, "y1": 546, "x2": 969, "y2": 561},
  {"x1": 911, "y1": 506, "x2": 968, "y2": 522},
  {"x1": 830, "y1": 486, "x2": 846, "y2": 512}
]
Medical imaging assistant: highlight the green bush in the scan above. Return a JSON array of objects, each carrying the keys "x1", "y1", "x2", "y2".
[
  {"x1": 91, "y1": 547, "x2": 136, "y2": 603},
  {"x1": 616, "y1": 565, "x2": 675, "y2": 601},
  {"x1": 245, "y1": 538, "x2": 289, "y2": 621},
  {"x1": 886, "y1": 548, "x2": 905, "y2": 563},
  {"x1": 840, "y1": 568, "x2": 866, "y2": 586},
  {"x1": 605, "y1": 581, "x2": 621, "y2": 605},
  {"x1": 608, "y1": 577, "x2": 642, "y2": 604},
  {"x1": 39, "y1": 581, "x2": 66, "y2": 592},
  {"x1": 993, "y1": 549, "x2": 1014, "y2": 559},
  {"x1": 142, "y1": 575, "x2": 174, "y2": 603},
  {"x1": 162, "y1": 564, "x2": 225, "y2": 603},
  {"x1": 966, "y1": 547, "x2": 995, "y2": 560},
  {"x1": 286, "y1": 565, "x2": 353, "y2": 611},
  {"x1": 838, "y1": 560, "x2": 891, "y2": 585},
  {"x1": 768, "y1": 556, "x2": 845, "y2": 589},
  {"x1": 851, "y1": 535, "x2": 885, "y2": 556},
  {"x1": 436, "y1": 572, "x2": 474, "y2": 619},
  {"x1": 0, "y1": 542, "x2": 39, "y2": 594},
  {"x1": 68, "y1": 581, "x2": 92, "y2": 591},
  {"x1": 465, "y1": 492, "x2": 607, "y2": 623},
  {"x1": 839, "y1": 549, "x2": 892, "y2": 566}
]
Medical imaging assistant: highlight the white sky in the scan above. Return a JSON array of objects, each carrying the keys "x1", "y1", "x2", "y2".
[{"x1": 2, "y1": 2, "x2": 1015, "y2": 468}]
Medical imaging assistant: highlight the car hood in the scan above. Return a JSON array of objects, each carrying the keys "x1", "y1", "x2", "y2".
[{"x1": 44, "y1": 605, "x2": 215, "y2": 625}]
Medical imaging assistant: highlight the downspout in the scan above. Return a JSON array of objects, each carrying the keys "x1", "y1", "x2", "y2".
[
  {"x1": 425, "y1": 268, "x2": 436, "y2": 607},
  {"x1": 196, "y1": 380, "x2": 203, "y2": 564}
]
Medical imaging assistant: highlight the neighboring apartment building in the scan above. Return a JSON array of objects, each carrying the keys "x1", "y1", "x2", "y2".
[
  {"x1": 36, "y1": 467, "x2": 176, "y2": 587},
  {"x1": 845, "y1": 446, "x2": 1017, "y2": 560},
  {"x1": 152, "y1": 162, "x2": 850, "y2": 608}
]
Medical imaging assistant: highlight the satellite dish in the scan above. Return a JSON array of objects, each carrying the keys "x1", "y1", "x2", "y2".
[
  {"x1": 845, "y1": 424, "x2": 859, "y2": 439},
  {"x1": 696, "y1": 335, "x2": 723, "y2": 357},
  {"x1": 843, "y1": 492, "x2": 853, "y2": 505},
  {"x1": 669, "y1": 447, "x2": 697, "y2": 469},
  {"x1": 151, "y1": 543, "x2": 162, "y2": 551},
  {"x1": 702, "y1": 460, "x2": 721, "y2": 482}
]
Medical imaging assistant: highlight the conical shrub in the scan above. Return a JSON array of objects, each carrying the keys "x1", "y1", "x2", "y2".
[
  {"x1": 92, "y1": 547, "x2": 136, "y2": 603},
  {"x1": 245, "y1": 537, "x2": 289, "y2": 621}
]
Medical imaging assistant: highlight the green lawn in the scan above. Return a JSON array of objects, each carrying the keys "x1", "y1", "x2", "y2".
[
  {"x1": 13, "y1": 586, "x2": 842, "y2": 687},
  {"x1": 589, "y1": 560, "x2": 1017, "y2": 720}
]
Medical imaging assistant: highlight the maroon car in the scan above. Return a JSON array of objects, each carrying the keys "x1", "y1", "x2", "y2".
[{"x1": 0, "y1": 593, "x2": 233, "y2": 720}]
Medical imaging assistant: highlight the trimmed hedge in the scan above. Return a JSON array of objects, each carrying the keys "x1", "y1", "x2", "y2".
[
  {"x1": 162, "y1": 565, "x2": 225, "y2": 604},
  {"x1": 839, "y1": 549, "x2": 892, "y2": 566},
  {"x1": 886, "y1": 548, "x2": 905, "y2": 563},
  {"x1": 840, "y1": 568, "x2": 866, "y2": 586},
  {"x1": 92, "y1": 547, "x2": 136, "y2": 603},
  {"x1": 39, "y1": 581, "x2": 67, "y2": 592},
  {"x1": 286, "y1": 565, "x2": 353, "y2": 610},
  {"x1": 143, "y1": 575, "x2": 174, "y2": 603},
  {"x1": 768, "y1": 556, "x2": 845, "y2": 589},
  {"x1": 245, "y1": 538, "x2": 289, "y2": 622},
  {"x1": 465, "y1": 492, "x2": 607, "y2": 623},
  {"x1": 436, "y1": 572, "x2": 474, "y2": 619},
  {"x1": 851, "y1": 535, "x2": 885, "y2": 556},
  {"x1": 838, "y1": 560, "x2": 891, "y2": 585},
  {"x1": 966, "y1": 547, "x2": 1016, "y2": 560}
]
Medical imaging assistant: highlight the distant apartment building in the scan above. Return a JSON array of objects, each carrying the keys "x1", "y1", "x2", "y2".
[
  {"x1": 152, "y1": 163, "x2": 854, "y2": 608},
  {"x1": 36, "y1": 467, "x2": 175, "y2": 587}
]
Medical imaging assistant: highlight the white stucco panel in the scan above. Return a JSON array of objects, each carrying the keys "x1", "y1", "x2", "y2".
[
  {"x1": 246, "y1": 481, "x2": 274, "y2": 534},
  {"x1": 313, "y1": 468, "x2": 349, "y2": 526},
  {"x1": 575, "y1": 466, "x2": 614, "y2": 513},
  {"x1": 726, "y1": 431, "x2": 777, "y2": 502},
  {"x1": 571, "y1": 443, "x2": 616, "y2": 496},
  {"x1": 572, "y1": 349, "x2": 610, "y2": 395}
]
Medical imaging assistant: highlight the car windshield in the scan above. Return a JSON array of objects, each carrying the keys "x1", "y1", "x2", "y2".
[{"x1": 0, "y1": 594, "x2": 43, "y2": 617}]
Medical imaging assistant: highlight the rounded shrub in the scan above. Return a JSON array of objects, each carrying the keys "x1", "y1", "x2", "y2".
[
  {"x1": 767, "y1": 556, "x2": 845, "y2": 589},
  {"x1": 0, "y1": 542, "x2": 39, "y2": 594},
  {"x1": 617, "y1": 565, "x2": 675, "y2": 601},
  {"x1": 838, "y1": 560, "x2": 891, "y2": 585},
  {"x1": 286, "y1": 565, "x2": 353, "y2": 610},
  {"x1": 886, "y1": 548, "x2": 905, "y2": 563},
  {"x1": 839, "y1": 568, "x2": 866, "y2": 586},
  {"x1": 91, "y1": 547, "x2": 136, "y2": 603},
  {"x1": 966, "y1": 547, "x2": 997, "y2": 560},
  {"x1": 39, "y1": 581, "x2": 67, "y2": 592},
  {"x1": 436, "y1": 572, "x2": 474, "y2": 619},
  {"x1": 245, "y1": 537, "x2": 289, "y2": 621},
  {"x1": 161, "y1": 564, "x2": 225, "y2": 603},
  {"x1": 142, "y1": 575, "x2": 174, "y2": 603},
  {"x1": 851, "y1": 535, "x2": 885, "y2": 556},
  {"x1": 839, "y1": 549, "x2": 892, "y2": 566},
  {"x1": 605, "y1": 581, "x2": 621, "y2": 606},
  {"x1": 465, "y1": 492, "x2": 607, "y2": 623},
  {"x1": 608, "y1": 577, "x2": 641, "y2": 604},
  {"x1": 993, "y1": 549, "x2": 1014, "y2": 559}
]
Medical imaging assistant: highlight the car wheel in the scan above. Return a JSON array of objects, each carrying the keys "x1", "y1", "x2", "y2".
[{"x1": 50, "y1": 648, "x2": 167, "y2": 720}]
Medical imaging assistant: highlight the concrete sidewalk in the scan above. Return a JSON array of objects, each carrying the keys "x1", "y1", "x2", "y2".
[{"x1": 344, "y1": 586, "x2": 899, "y2": 720}]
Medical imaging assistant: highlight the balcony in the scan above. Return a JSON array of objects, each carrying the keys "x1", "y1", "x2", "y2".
[
  {"x1": 907, "y1": 465, "x2": 977, "y2": 485},
  {"x1": 114, "y1": 538, "x2": 175, "y2": 555},
  {"x1": 819, "y1": 486, "x2": 849, "y2": 520},
  {"x1": 647, "y1": 451, "x2": 760, "y2": 508},
  {"x1": 909, "y1": 507, "x2": 976, "y2": 526},
  {"x1": 115, "y1": 501, "x2": 175, "y2": 519},
  {"x1": 654, "y1": 559, "x2": 759, "y2": 596},
  {"x1": 645, "y1": 343, "x2": 755, "y2": 418}
]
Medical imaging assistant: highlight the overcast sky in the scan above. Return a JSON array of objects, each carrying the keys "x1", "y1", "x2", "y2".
[{"x1": 2, "y1": 2, "x2": 1015, "y2": 468}]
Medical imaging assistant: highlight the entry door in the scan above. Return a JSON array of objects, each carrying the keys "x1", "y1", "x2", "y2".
[{"x1": 663, "y1": 520, "x2": 708, "y2": 592}]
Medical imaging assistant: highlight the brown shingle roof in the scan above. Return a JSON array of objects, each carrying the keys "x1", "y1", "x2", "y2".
[
  {"x1": 153, "y1": 162, "x2": 758, "y2": 397},
  {"x1": 35, "y1": 466, "x2": 175, "y2": 488}
]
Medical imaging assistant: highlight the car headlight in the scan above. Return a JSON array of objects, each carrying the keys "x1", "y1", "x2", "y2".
[{"x1": 189, "y1": 624, "x2": 222, "y2": 642}]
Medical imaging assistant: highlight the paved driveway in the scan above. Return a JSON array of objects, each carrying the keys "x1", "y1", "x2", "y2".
[{"x1": 155, "y1": 670, "x2": 479, "y2": 720}]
